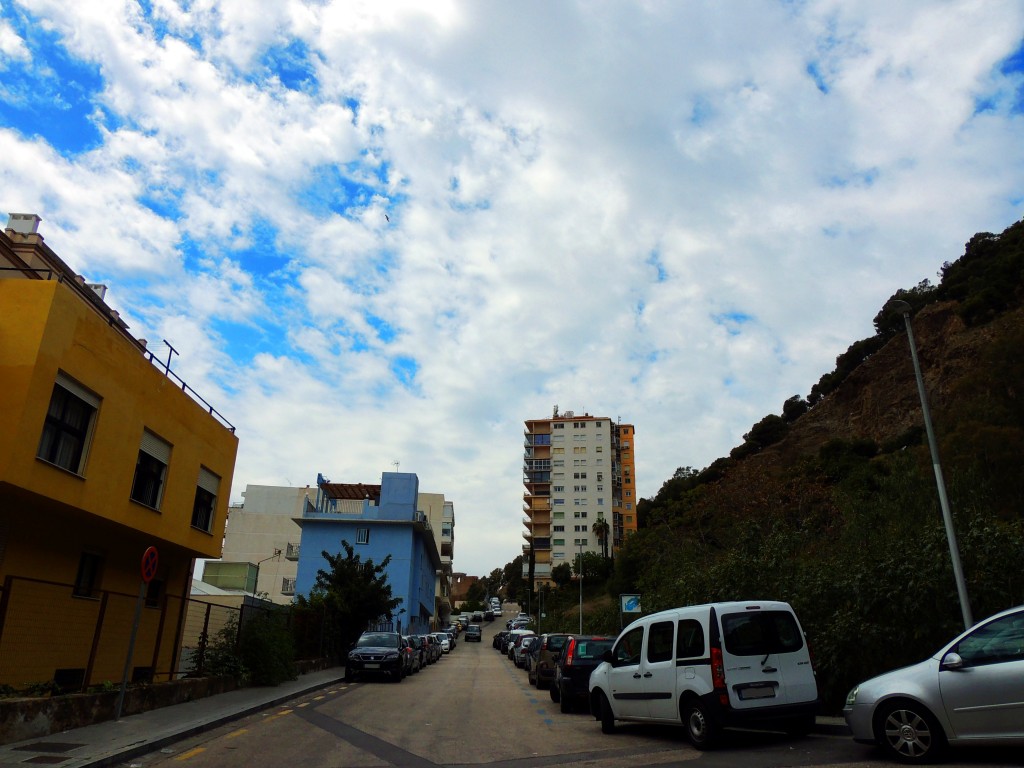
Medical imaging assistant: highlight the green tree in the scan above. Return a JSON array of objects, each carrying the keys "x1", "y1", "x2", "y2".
[
  {"x1": 551, "y1": 562, "x2": 573, "y2": 587},
  {"x1": 294, "y1": 540, "x2": 401, "y2": 651},
  {"x1": 592, "y1": 517, "x2": 611, "y2": 559}
]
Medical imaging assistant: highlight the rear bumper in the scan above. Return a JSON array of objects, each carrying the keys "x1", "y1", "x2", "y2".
[{"x1": 704, "y1": 692, "x2": 820, "y2": 727}]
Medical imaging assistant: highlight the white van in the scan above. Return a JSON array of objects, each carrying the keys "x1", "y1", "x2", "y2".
[{"x1": 588, "y1": 601, "x2": 818, "y2": 747}]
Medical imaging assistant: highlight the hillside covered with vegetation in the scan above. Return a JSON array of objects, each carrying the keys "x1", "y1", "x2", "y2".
[{"x1": 612, "y1": 216, "x2": 1024, "y2": 711}]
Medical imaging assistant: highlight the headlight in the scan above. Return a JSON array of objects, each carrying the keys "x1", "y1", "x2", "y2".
[
  {"x1": 845, "y1": 685, "x2": 859, "y2": 707},
  {"x1": 384, "y1": 651, "x2": 399, "y2": 659}
]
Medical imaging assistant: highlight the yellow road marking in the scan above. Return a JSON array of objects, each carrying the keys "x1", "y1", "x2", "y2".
[
  {"x1": 174, "y1": 747, "x2": 206, "y2": 761},
  {"x1": 225, "y1": 729, "x2": 248, "y2": 739},
  {"x1": 298, "y1": 702, "x2": 309, "y2": 707}
]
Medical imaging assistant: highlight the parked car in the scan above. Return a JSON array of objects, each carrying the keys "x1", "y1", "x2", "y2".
[
  {"x1": 528, "y1": 633, "x2": 570, "y2": 689},
  {"x1": 551, "y1": 635, "x2": 615, "y2": 713},
  {"x1": 345, "y1": 631, "x2": 405, "y2": 683},
  {"x1": 402, "y1": 635, "x2": 423, "y2": 674},
  {"x1": 412, "y1": 634, "x2": 435, "y2": 665},
  {"x1": 493, "y1": 630, "x2": 509, "y2": 650},
  {"x1": 515, "y1": 635, "x2": 539, "y2": 668},
  {"x1": 506, "y1": 628, "x2": 534, "y2": 660},
  {"x1": 464, "y1": 624, "x2": 483, "y2": 642},
  {"x1": 589, "y1": 601, "x2": 818, "y2": 745},
  {"x1": 423, "y1": 633, "x2": 441, "y2": 663},
  {"x1": 446, "y1": 630, "x2": 456, "y2": 650},
  {"x1": 433, "y1": 632, "x2": 451, "y2": 654},
  {"x1": 844, "y1": 604, "x2": 1024, "y2": 763},
  {"x1": 471, "y1": 612, "x2": 484, "y2": 622},
  {"x1": 483, "y1": 610, "x2": 494, "y2": 621}
]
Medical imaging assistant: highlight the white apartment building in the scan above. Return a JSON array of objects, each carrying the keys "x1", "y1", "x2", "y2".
[{"x1": 524, "y1": 408, "x2": 635, "y2": 586}]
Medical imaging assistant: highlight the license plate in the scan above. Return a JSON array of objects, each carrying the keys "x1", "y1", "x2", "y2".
[
  {"x1": 364, "y1": 663, "x2": 380, "y2": 669},
  {"x1": 738, "y1": 685, "x2": 775, "y2": 700}
]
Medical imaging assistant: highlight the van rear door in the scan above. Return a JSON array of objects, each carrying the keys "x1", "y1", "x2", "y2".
[{"x1": 718, "y1": 607, "x2": 816, "y2": 709}]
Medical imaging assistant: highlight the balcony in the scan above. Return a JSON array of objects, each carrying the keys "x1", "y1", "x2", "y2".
[
  {"x1": 285, "y1": 543, "x2": 300, "y2": 560},
  {"x1": 281, "y1": 577, "x2": 296, "y2": 596},
  {"x1": 533, "y1": 537, "x2": 551, "y2": 551},
  {"x1": 523, "y1": 563, "x2": 552, "y2": 578}
]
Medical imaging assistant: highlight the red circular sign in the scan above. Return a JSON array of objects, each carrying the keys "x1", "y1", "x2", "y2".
[{"x1": 141, "y1": 546, "x2": 159, "y2": 583}]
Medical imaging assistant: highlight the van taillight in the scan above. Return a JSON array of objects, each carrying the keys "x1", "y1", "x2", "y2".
[
  {"x1": 711, "y1": 645, "x2": 729, "y2": 707},
  {"x1": 564, "y1": 639, "x2": 576, "y2": 667}
]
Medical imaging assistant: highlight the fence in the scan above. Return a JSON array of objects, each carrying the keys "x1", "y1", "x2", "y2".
[{"x1": 0, "y1": 575, "x2": 340, "y2": 693}]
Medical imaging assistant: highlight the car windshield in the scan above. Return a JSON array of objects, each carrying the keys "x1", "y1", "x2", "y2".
[
  {"x1": 721, "y1": 611, "x2": 804, "y2": 656},
  {"x1": 547, "y1": 635, "x2": 568, "y2": 651},
  {"x1": 356, "y1": 633, "x2": 396, "y2": 647}
]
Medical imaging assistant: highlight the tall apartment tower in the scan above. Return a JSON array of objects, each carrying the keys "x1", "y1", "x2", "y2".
[{"x1": 523, "y1": 408, "x2": 637, "y2": 587}]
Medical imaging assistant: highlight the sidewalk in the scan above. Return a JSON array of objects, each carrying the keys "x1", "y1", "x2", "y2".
[
  {"x1": 0, "y1": 670, "x2": 849, "y2": 768},
  {"x1": 0, "y1": 668, "x2": 346, "y2": 768}
]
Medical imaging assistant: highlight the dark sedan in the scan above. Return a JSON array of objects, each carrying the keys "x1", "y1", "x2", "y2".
[{"x1": 550, "y1": 635, "x2": 615, "y2": 712}]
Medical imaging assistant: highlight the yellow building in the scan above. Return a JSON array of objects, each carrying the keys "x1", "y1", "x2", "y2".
[{"x1": 0, "y1": 214, "x2": 238, "y2": 690}]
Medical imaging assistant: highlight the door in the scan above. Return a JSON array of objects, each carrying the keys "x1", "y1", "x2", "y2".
[
  {"x1": 939, "y1": 610, "x2": 1024, "y2": 739},
  {"x1": 606, "y1": 624, "x2": 648, "y2": 720},
  {"x1": 642, "y1": 620, "x2": 678, "y2": 721}
]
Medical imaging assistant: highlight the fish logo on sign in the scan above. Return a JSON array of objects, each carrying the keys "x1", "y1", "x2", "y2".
[{"x1": 621, "y1": 594, "x2": 641, "y2": 613}]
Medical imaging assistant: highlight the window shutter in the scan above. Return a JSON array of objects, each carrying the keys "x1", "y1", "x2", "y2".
[
  {"x1": 139, "y1": 430, "x2": 172, "y2": 463},
  {"x1": 56, "y1": 372, "x2": 101, "y2": 408},
  {"x1": 197, "y1": 467, "x2": 220, "y2": 494}
]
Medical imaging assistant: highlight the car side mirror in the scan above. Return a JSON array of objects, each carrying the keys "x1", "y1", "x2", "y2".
[
  {"x1": 941, "y1": 652, "x2": 964, "y2": 670},
  {"x1": 601, "y1": 649, "x2": 614, "y2": 664}
]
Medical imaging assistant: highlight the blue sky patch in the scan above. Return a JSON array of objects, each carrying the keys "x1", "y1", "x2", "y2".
[
  {"x1": 713, "y1": 311, "x2": 754, "y2": 336},
  {"x1": 805, "y1": 60, "x2": 829, "y2": 94},
  {"x1": 646, "y1": 251, "x2": 667, "y2": 282},
  {"x1": 390, "y1": 355, "x2": 419, "y2": 387},
  {"x1": 0, "y1": 13, "x2": 105, "y2": 155},
  {"x1": 260, "y1": 39, "x2": 318, "y2": 92},
  {"x1": 999, "y1": 39, "x2": 1024, "y2": 113},
  {"x1": 297, "y1": 164, "x2": 379, "y2": 217},
  {"x1": 366, "y1": 312, "x2": 397, "y2": 344}
]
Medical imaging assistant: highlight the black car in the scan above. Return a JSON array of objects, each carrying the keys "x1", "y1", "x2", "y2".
[
  {"x1": 346, "y1": 631, "x2": 405, "y2": 683},
  {"x1": 549, "y1": 635, "x2": 615, "y2": 712},
  {"x1": 464, "y1": 624, "x2": 483, "y2": 642},
  {"x1": 493, "y1": 630, "x2": 509, "y2": 650}
]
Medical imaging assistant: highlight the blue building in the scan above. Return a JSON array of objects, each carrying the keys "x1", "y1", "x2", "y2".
[{"x1": 294, "y1": 472, "x2": 442, "y2": 634}]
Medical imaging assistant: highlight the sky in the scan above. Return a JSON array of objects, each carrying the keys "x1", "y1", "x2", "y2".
[{"x1": 3, "y1": 1, "x2": 1023, "y2": 578}]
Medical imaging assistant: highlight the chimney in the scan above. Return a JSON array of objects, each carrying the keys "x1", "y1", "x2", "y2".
[{"x1": 7, "y1": 213, "x2": 42, "y2": 234}]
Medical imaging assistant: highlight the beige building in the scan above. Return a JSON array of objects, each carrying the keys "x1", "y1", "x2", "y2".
[{"x1": 523, "y1": 408, "x2": 637, "y2": 587}]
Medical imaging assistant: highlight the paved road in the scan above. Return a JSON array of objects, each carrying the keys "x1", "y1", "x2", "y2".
[{"x1": 125, "y1": 618, "x2": 1022, "y2": 768}]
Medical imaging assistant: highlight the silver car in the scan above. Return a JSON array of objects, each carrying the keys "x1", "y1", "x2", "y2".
[{"x1": 843, "y1": 604, "x2": 1024, "y2": 763}]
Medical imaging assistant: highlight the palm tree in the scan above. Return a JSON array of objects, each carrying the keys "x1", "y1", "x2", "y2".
[{"x1": 592, "y1": 516, "x2": 611, "y2": 560}]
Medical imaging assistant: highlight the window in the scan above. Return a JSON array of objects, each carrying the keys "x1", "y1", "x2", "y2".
[
  {"x1": 597, "y1": 498, "x2": 604, "y2": 505},
  {"x1": 595, "y1": 421, "x2": 603, "y2": 428},
  {"x1": 573, "y1": 446, "x2": 587, "y2": 454},
  {"x1": 596, "y1": 472, "x2": 604, "y2": 481},
  {"x1": 623, "y1": 441, "x2": 630, "y2": 448},
  {"x1": 553, "y1": 511, "x2": 564, "y2": 519},
  {"x1": 130, "y1": 431, "x2": 172, "y2": 509},
  {"x1": 626, "y1": 503, "x2": 632, "y2": 510},
  {"x1": 574, "y1": 525, "x2": 585, "y2": 532},
  {"x1": 356, "y1": 528, "x2": 370, "y2": 544},
  {"x1": 614, "y1": 626, "x2": 644, "y2": 666},
  {"x1": 574, "y1": 485, "x2": 586, "y2": 492},
  {"x1": 625, "y1": 491, "x2": 632, "y2": 497},
  {"x1": 955, "y1": 611, "x2": 1024, "y2": 666},
  {"x1": 37, "y1": 374, "x2": 100, "y2": 474},
  {"x1": 281, "y1": 577, "x2": 296, "y2": 595},
  {"x1": 596, "y1": 484, "x2": 603, "y2": 492},
  {"x1": 553, "y1": 525, "x2": 564, "y2": 532},
  {"x1": 553, "y1": 447, "x2": 564, "y2": 454},
  {"x1": 574, "y1": 498, "x2": 582, "y2": 506},
  {"x1": 721, "y1": 610, "x2": 804, "y2": 656},
  {"x1": 553, "y1": 459, "x2": 564, "y2": 467},
  {"x1": 553, "y1": 552, "x2": 565, "y2": 558},
  {"x1": 647, "y1": 621, "x2": 675, "y2": 663},
  {"x1": 553, "y1": 538, "x2": 565, "y2": 546},
  {"x1": 596, "y1": 445, "x2": 603, "y2": 453},
  {"x1": 553, "y1": 498, "x2": 565, "y2": 505},
  {"x1": 626, "y1": 515, "x2": 634, "y2": 524},
  {"x1": 573, "y1": 538, "x2": 588, "y2": 546},
  {"x1": 677, "y1": 619, "x2": 705, "y2": 658},
  {"x1": 191, "y1": 467, "x2": 220, "y2": 532},
  {"x1": 554, "y1": 423, "x2": 565, "y2": 429},
  {"x1": 553, "y1": 485, "x2": 564, "y2": 492},
  {"x1": 552, "y1": 433, "x2": 564, "y2": 443},
  {"x1": 73, "y1": 552, "x2": 103, "y2": 598}
]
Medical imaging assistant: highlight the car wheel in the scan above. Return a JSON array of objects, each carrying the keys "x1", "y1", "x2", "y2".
[
  {"x1": 596, "y1": 691, "x2": 615, "y2": 734},
  {"x1": 550, "y1": 683, "x2": 561, "y2": 703},
  {"x1": 876, "y1": 701, "x2": 946, "y2": 764},
  {"x1": 393, "y1": 669, "x2": 403, "y2": 683},
  {"x1": 682, "y1": 698, "x2": 718, "y2": 750}
]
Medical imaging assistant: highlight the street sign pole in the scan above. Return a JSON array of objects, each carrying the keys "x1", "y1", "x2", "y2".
[{"x1": 116, "y1": 547, "x2": 158, "y2": 721}]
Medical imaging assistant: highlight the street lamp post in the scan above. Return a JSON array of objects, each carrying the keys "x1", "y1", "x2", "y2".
[
  {"x1": 888, "y1": 300, "x2": 973, "y2": 629},
  {"x1": 578, "y1": 541, "x2": 584, "y2": 634},
  {"x1": 253, "y1": 549, "x2": 282, "y2": 598}
]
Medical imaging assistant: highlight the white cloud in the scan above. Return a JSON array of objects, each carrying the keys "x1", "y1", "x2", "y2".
[{"x1": 4, "y1": 0, "x2": 1024, "y2": 576}]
